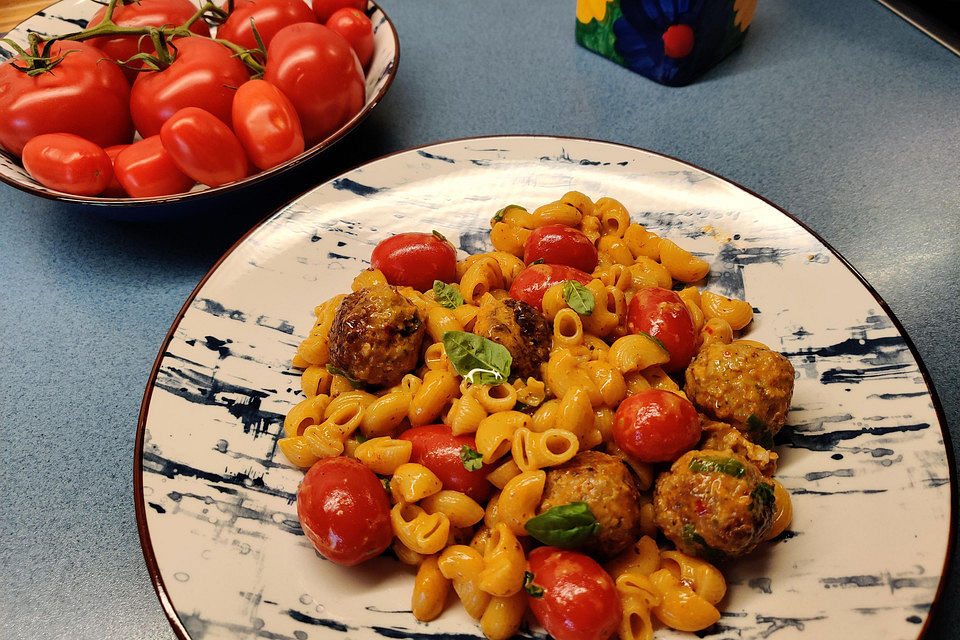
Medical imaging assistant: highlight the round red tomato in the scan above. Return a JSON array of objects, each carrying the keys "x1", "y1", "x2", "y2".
[
  {"x1": 264, "y1": 22, "x2": 365, "y2": 145},
  {"x1": 297, "y1": 456, "x2": 392, "y2": 566},
  {"x1": 524, "y1": 224, "x2": 598, "y2": 272},
  {"x1": 613, "y1": 389, "x2": 700, "y2": 463},
  {"x1": 326, "y1": 7, "x2": 374, "y2": 68},
  {"x1": 218, "y1": 0, "x2": 317, "y2": 51},
  {"x1": 370, "y1": 232, "x2": 457, "y2": 292},
  {"x1": 312, "y1": 0, "x2": 365, "y2": 22},
  {"x1": 160, "y1": 107, "x2": 248, "y2": 187},
  {"x1": 21, "y1": 133, "x2": 113, "y2": 196},
  {"x1": 626, "y1": 287, "x2": 697, "y2": 372},
  {"x1": 0, "y1": 40, "x2": 132, "y2": 157},
  {"x1": 114, "y1": 135, "x2": 195, "y2": 197},
  {"x1": 399, "y1": 425, "x2": 492, "y2": 502},
  {"x1": 508, "y1": 263, "x2": 593, "y2": 311},
  {"x1": 130, "y1": 37, "x2": 249, "y2": 138},
  {"x1": 231, "y1": 79, "x2": 304, "y2": 170},
  {"x1": 526, "y1": 547, "x2": 621, "y2": 640},
  {"x1": 102, "y1": 144, "x2": 129, "y2": 197}
]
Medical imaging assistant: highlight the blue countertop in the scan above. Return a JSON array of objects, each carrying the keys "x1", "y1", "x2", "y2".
[{"x1": 1, "y1": 1, "x2": 957, "y2": 638}]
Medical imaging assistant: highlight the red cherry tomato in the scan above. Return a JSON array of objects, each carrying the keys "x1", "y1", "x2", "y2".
[
  {"x1": 399, "y1": 425, "x2": 492, "y2": 502},
  {"x1": 613, "y1": 389, "x2": 700, "y2": 463},
  {"x1": 21, "y1": 133, "x2": 113, "y2": 196},
  {"x1": 297, "y1": 456, "x2": 392, "y2": 566},
  {"x1": 311, "y1": 0, "x2": 365, "y2": 22},
  {"x1": 231, "y1": 79, "x2": 305, "y2": 170},
  {"x1": 114, "y1": 135, "x2": 195, "y2": 198},
  {"x1": 370, "y1": 232, "x2": 457, "y2": 292},
  {"x1": 508, "y1": 263, "x2": 593, "y2": 311},
  {"x1": 160, "y1": 107, "x2": 249, "y2": 187},
  {"x1": 626, "y1": 287, "x2": 697, "y2": 372},
  {"x1": 325, "y1": 7, "x2": 374, "y2": 68},
  {"x1": 0, "y1": 40, "x2": 133, "y2": 157},
  {"x1": 264, "y1": 22, "x2": 365, "y2": 145},
  {"x1": 102, "y1": 144, "x2": 129, "y2": 197},
  {"x1": 218, "y1": 0, "x2": 317, "y2": 51},
  {"x1": 524, "y1": 224, "x2": 598, "y2": 273},
  {"x1": 526, "y1": 547, "x2": 621, "y2": 640},
  {"x1": 130, "y1": 37, "x2": 249, "y2": 138}
]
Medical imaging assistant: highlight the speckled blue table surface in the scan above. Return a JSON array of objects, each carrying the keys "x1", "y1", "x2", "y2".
[{"x1": 0, "y1": 0, "x2": 957, "y2": 639}]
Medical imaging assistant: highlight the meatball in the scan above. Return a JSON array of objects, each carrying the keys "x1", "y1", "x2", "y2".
[
  {"x1": 684, "y1": 341, "x2": 795, "y2": 445},
  {"x1": 653, "y1": 449, "x2": 774, "y2": 559},
  {"x1": 474, "y1": 296, "x2": 551, "y2": 380},
  {"x1": 538, "y1": 451, "x2": 643, "y2": 561},
  {"x1": 699, "y1": 415, "x2": 778, "y2": 477},
  {"x1": 327, "y1": 285, "x2": 425, "y2": 387}
]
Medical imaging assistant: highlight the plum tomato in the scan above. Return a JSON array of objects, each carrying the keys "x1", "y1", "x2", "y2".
[
  {"x1": 160, "y1": 107, "x2": 249, "y2": 187},
  {"x1": 526, "y1": 547, "x2": 621, "y2": 640},
  {"x1": 218, "y1": 0, "x2": 318, "y2": 51},
  {"x1": 524, "y1": 224, "x2": 598, "y2": 272},
  {"x1": 130, "y1": 37, "x2": 250, "y2": 138},
  {"x1": 102, "y1": 144, "x2": 129, "y2": 197},
  {"x1": 508, "y1": 263, "x2": 593, "y2": 311},
  {"x1": 297, "y1": 456, "x2": 392, "y2": 566},
  {"x1": 399, "y1": 425, "x2": 492, "y2": 502},
  {"x1": 114, "y1": 135, "x2": 195, "y2": 198},
  {"x1": 325, "y1": 7, "x2": 374, "y2": 68},
  {"x1": 311, "y1": 0, "x2": 366, "y2": 22},
  {"x1": 0, "y1": 40, "x2": 133, "y2": 157},
  {"x1": 370, "y1": 232, "x2": 457, "y2": 292},
  {"x1": 231, "y1": 79, "x2": 304, "y2": 170},
  {"x1": 21, "y1": 133, "x2": 113, "y2": 196},
  {"x1": 613, "y1": 389, "x2": 700, "y2": 463},
  {"x1": 264, "y1": 22, "x2": 365, "y2": 145},
  {"x1": 626, "y1": 287, "x2": 697, "y2": 372}
]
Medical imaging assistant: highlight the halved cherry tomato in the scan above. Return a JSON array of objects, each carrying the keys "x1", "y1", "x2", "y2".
[
  {"x1": 613, "y1": 389, "x2": 700, "y2": 463},
  {"x1": 297, "y1": 456, "x2": 392, "y2": 566},
  {"x1": 218, "y1": 0, "x2": 317, "y2": 51},
  {"x1": 102, "y1": 144, "x2": 129, "y2": 197},
  {"x1": 21, "y1": 133, "x2": 113, "y2": 196},
  {"x1": 311, "y1": 0, "x2": 365, "y2": 22},
  {"x1": 508, "y1": 263, "x2": 593, "y2": 311},
  {"x1": 371, "y1": 232, "x2": 457, "y2": 292},
  {"x1": 524, "y1": 224, "x2": 598, "y2": 272},
  {"x1": 160, "y1": 107, "x2": 248, "y2": 187},
  {"x1": 626, "y1": 287, "x2": 697, "y2": 372},
  {"x1": 231, "y1": 79, "x2": 304, "y2": 170},
  {"x1": 325, "y1": 7, "x2": 374, "y2": 68},
  {"x1": 399, "y1": 425, "x2": 492, "y2": 502},
  {"x1": 114, "y1": 135, "x2": 195, "y2": 198},
  {"x1": 526, "y1": 547, "x2": 621, "y2": 640}
]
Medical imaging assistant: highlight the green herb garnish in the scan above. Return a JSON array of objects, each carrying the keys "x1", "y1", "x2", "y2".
[
  {"x1": 689, "y1": 455, "x2": 746, "y2": 478},
  {"x1": 325, "y1": 364, "x2": 363, "y2": 389},
  {"x1": 636, "y1": 331, "x2": 669, "y2": 354},
  {"x1": 524, "y1": 502, "x2": 600, "y2": 548},
  {"x1": 747, "y1": 414, "x2": 775, "y2": 449},
  {"x1": 562, "y1": 280, "x2": 595, "y2": 315},
  {"x1": 530, "y1": 258, "x2": 544, "y2": 265},
  {"x1": 681, "y1": 524, "x2": 725, "y2": 561},
  {"x1": 750, "y1": 482, "x2": 775, "y2": 512},
  {"x1": 442, "y1": 331, "x2": 512, "y2": 385},
  {"x1": 460, "y1": 445, "x2": 483, "y2": 471},
  {"x1": 492, "y1": 204, "x2": 526, "y2": 223},
  {"x1": 355, "y1": 433, "x2": 368, "y2": 444},
  {"x1": 433, "y1": 280, "x2": 464, "y2": 309},
  {"x1": 523, "y1": 571, "x2": 544, "y2": 598},
  {"x1": 432, "y1": 230, "x2": 449, "y2": 243}
]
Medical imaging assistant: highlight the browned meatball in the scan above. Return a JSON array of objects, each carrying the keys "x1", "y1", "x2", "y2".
[
  {"x1": 699, "y1": 415, "x2": 778, "y2": 477},
  {"x1": 538, "y1": 451, "x2": 643, "y2": 561},
  {"x1": 684, "y1": 341, "x2": 795, "y2": 445},
  {"x1": 653, "y1": 449, "x2": 774, "y2": 559},
  {"x1": 327, "y1": 285, "x2": 425, "y2": 387},
  {"x1": 474, "y1": 297, "x2": 550, "y2": 380}
]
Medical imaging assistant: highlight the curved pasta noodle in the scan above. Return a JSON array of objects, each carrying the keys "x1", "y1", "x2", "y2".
[
  {"x1": 421, "y1": 490, "x2": 486, "y2": 528},
  {"x1": 511, "y1": 427, "x2": 579, "y2": 472},
  {"x1": 392, "y1": 503, "x2": 450, "y2": 555},
  {"x1": 478, "y1": 523, "x2": 526, "y2": 597},
  {"x1": 475, "y1": 411, "x2": 531, "y2": 463},
  {"x1": 412, "y1": 555, "x2": 450, "y2": 622},
  {"x1": 659, "y1": 239, "x2": 709, "y2": 283},
  {"x1": 700, "y1": 290, "x2": 753, "y2": 330},
  {"x1": 355, "y1": 436, "x2": 412, "y2": 475},
  {"x1": 497, "y1": 470, "x2": 545, "y2": 536}
]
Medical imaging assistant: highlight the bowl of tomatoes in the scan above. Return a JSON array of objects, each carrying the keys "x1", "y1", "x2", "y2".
[{"x1": 0, "y1": 0, "x2": 398, "y2": 208}]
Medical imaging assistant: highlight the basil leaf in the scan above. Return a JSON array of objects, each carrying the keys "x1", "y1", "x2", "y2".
[
  {"x1": 562, "y1": 280, "x2": 595, "y2": 315},
  {"x1": 460, "y1": 445, "x2": 483, "y2": 471},
  {"x1": 355, "y1": 433, "x2": 368, "y2": 444},
  {"x1": 689, "y1": 455, "x2": 746, "y2": 478},
  {"x1": 492, "y1": 204, "x2": 526, "y2": 223},
  {"x1": 523, "y1": 571, "x2": 543, "y2": 598},
  {"x1": 442, "y1": 331, "x2": 512, "y2": 385},
  {"x1": 530, "y1": 258, "x2": 544, "y2": 265},
  {"x1": 681, "y1": 523, "x2": 726, "y2": 562},
  {"x1": 750, "y1": 482, "x2": 775, "y2": 511},
  {"x1": 433, "y1": 280, "x2": 464, "y2": 309},
  {"x1": 524, "y1": 501, "x2": 600, "y2": 548},
  {"x1": 747, "y1": 414, "x2": 775, "y2": 449},
  {"x1": 325, "y1": 364, "x2": 363, "y2": 389},
  {"x1": 636, "y1": 331, "x2": 669, "y2": 355}
]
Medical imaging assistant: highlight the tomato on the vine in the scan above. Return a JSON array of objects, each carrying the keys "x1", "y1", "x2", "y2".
[
  {"x1": 114, "y1": 135, "x2": 195, "y2": 198},
  {"x1": 325, "y1": 7, "x2": 374, "y2": 68},
  {"x1": 370, "y1": 232, "x2": 458, "y2": 291},
  {"x1": 218, "y1": 0, "x2": 317, "y2": 51},
  {"x1": 21, "y1": 133, "x2": 113, "y2": 196},
  {"x1": 613, "y1": 389, "x2": 701, "y2": 462},
  {"x1": 231, "y1": 79, "x2": 304, "y2": 170},
  {"x1": 160, "y1": 107, "x2": 249, "y2": 187},
  {"x1": 311, "y1": 0, "x2": 365, "y2": 23}
]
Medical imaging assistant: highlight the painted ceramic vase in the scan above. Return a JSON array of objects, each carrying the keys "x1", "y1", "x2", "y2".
[{"x1": 576, "y1": 0, "x2": 756, "y2": 86}]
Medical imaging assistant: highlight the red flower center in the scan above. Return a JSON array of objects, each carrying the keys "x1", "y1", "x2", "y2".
[{"x1": 662, "y1": 24, "x2": 695, "y2": 59}]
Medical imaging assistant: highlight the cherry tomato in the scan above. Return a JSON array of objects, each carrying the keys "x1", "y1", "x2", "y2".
[
  {"x1": 102, "y1": 144, "x2": 129, "y2": 197},
  {"x1": 325, "y1": 7, "x2": 374, "y2": 68},
  {"x1": 297, "y1": 456, "x2": 392, "y2": 566},
  {"x1": 526, "y1": 547, "x2": 621, "y2": 640},
  {"x1": 613, "y1": 389, "x2": 700, "y2": 463},
  {"x1": 130, "y1": 37, "x2": 249, "y2": 138},
  {"x1": 160, "y1": 107, "x2": 248, "y2": 187},
  {"x1": 114, "y1": 135, "x2": 195, "y2": 197},
  {"x1": 21, "y1": 133, "x2": 113, "y2": 196},
  {"x1": 524, "y1": 224, "x2": 598, "y2": 272},
  {"x1": 0, "y1": 40, "x2": 133, "y2": 157},
  {"x1": 231, "y1": 79, "x2": 304, "y2": 170},
  {"x1": 626, "y1": 287, "x2": 697, "y2": 372},
  {"x1": 399, "y1": 425, "x2": 492, "y2": 502},
  {"x1": 264, "y1": 22, "x2": 365, "y2": 145},
  {"x1": 508, "y1": 263, "x2": 593, "y2": 311},
  {"x1": 311, "y1": 0, "x2": 365, "y2": 22},
  {"x1": 218, "y1": 0, "x2": 317, "y2": 51},
  {"x1": 370, "y1": 232, "x2": 457, "y2": 292}
]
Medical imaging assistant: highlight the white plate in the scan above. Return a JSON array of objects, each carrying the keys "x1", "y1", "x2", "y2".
[{"x1": 136, "y1": 136, "x2": 954, "y2": 640}]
